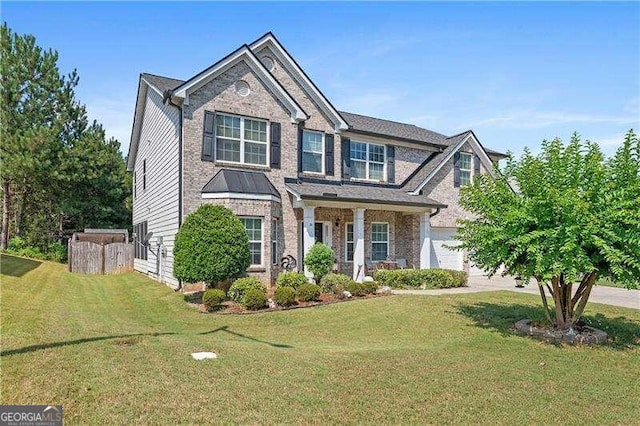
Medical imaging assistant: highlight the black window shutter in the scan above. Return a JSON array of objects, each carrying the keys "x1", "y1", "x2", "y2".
[
  {"x1": 325, "y1": 134, "x2": 334, "y2": 176},
  {"x1": 474, "y1": 154, "x2": 481, "y2": 175},
  {"x1": 202, "y1": 111, "x2": 215, "y2": 161},
  {"x1": 341, "y1": 137, "x2": 351, "y2": 179},
  {"x1": 387, "y1": 145, "x2": 395, "y2": 184},
  {"x1": 298, "y1": 125, "x2": 304, "y2": 173},
  {"x1": 270, "y1": 122, "x2": 281, "y2": 169},
  {"x1": 453, "y1": 151, "x2": 461, "y2": 188}
]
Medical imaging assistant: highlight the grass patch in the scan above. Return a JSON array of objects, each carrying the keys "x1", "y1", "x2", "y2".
[{"x1": 2, "y1": 253, "x2": 639, "y2": 424}]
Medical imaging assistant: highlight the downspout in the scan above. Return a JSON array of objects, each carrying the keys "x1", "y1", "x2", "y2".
[
  {"x1": 164, "y1": 90, "x2": 183, "y2": 291},
  {"x1": 430, "y1": 207, "x2": 441, "y2": 218}
]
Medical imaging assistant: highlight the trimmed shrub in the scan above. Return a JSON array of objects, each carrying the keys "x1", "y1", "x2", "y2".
[
  {"x1": 276, "y1": 271, "x2": 308, "y2": 290},
  {"x1": 228, "y1": 277, "x2": 265, "y2": 304},
  {"x1": 296, "y1": 283, "x2": 321, "y2": 302},
  {"x1": 303, "y1": 243, "x2": 334, "y2": 282},
  {"x1": 243, "y1": 288, "x2": 267, "y2": 310},
  {"x1": 346, "y1": 281, "x2": 366, "y2": 297},
  {"x1": 202, "y1": 289, "x2": 226, "y2": 310},
  {"x1": 319, "y1": 273, "x2": 352, "y2": 294},
  {"x1": 174, "y1": 205, "x2": 251, "y2": 285},
  {"x1": 372, "y1": 269, "x2": 468, "y2": 289},
  {"x1": 274, "y1": 286, "x2": 296, "y2": 307},
  {"x1": 362, "y1": 281, "x2": 379, "y2": 295}
]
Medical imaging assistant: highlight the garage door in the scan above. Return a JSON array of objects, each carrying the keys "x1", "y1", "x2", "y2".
[{"x1": 430, "y1": 227, "x2": 464, "y2": 271}]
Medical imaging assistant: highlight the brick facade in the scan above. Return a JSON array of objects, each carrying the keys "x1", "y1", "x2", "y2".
[{"x1": 177, "y1": 49, "x2": 487, "y2": 286}]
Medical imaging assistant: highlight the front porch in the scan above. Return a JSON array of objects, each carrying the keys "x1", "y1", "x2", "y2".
[{"x1": 294, "y1": 205, "x2": 436, "y2": 282}]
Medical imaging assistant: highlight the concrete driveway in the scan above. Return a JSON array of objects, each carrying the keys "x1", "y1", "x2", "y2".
[{"x1": 392, "y1": 275, "x2": 640, "y2": 310}]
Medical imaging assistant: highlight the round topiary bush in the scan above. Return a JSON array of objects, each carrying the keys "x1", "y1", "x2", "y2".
[
  {"x1": 276, "y1": 271, "x2": 308, "y2": 290},
  {"x1": 303, "y1": 243, "x2": 334, "y2": 282},
  {"x1": 296, "y1": 283, "x2": 321, "y2": 302},
  {"x1": 274, "y1": 286, "x2": 296, "y2": 307},
  {"x1": 174, "y1": 205, "x2": 251, "y2": 286},
  {"x1": 319, "y1": 273, "x2": 352, "y2": 294},
  {"x1": 202, "y1": 289, "x2": 226, "y2": 310},
  {"x1": 243, "y1": 288, "x2": 267, "y2": 310},
  {"x1": 228, "y1": 277, "x2": 265, "y2": 304}
]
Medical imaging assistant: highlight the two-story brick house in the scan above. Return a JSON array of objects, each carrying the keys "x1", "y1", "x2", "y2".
[{"x1": 127, "y1": 32, "x2": 506, "y2": 288}]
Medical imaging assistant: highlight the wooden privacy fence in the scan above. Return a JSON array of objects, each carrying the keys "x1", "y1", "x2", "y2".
[{"x1": 68, "y1": 230, "x2": 133, "y2": 275}]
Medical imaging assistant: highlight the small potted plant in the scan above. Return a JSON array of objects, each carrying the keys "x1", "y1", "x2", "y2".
[{"x1": 514, "y1": 276, "x2": 524, "y2": 288}]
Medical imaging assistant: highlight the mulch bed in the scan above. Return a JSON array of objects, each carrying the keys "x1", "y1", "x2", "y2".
[{"x1": 184, "y1": 291, "x2": 389, "y2": 315}]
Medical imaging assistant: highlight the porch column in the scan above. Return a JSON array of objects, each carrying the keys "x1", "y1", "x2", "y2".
[
  {"x1": 302, "y1": 206, "x2": 316, "y2": 279},
  {"x1": 353, "y1": 208, "x2": 365, "y2": 282},
  {"x1": 419, "y1": 211, "x2": 431, "y2": 269}
]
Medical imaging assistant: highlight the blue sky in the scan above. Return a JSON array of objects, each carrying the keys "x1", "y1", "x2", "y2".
[{"x1": 4, "y1": 2, "x2": 639, "y2": 157}]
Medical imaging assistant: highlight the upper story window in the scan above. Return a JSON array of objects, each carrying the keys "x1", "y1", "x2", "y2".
[
  {"x1": 459, "y1": 152, "x2": 472, "y2": 186},
  {"x1": 350, "y1": 141, "x2": 386, "y2": 181},
  {"x1": 302, "y1": 130, "x2": 324, "y2": 174},
  {"x1": 216, "y1": 113, "x2": 268, "y2": 166}
]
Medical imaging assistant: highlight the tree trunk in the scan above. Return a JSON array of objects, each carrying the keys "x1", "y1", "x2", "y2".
[
  {"x1": 546, "y1": 272, "x2": 597, "y2": 330},
  {"x1": 1, "y1": 179, "x2": 10, "y2": 249}
]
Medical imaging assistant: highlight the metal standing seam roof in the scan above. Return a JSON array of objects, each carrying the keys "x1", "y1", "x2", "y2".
[{"x1": 202, "y1": 169, "x2": 281, "y2": 198}]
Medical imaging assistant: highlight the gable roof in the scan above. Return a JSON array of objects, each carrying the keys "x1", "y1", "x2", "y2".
[
  {"x1": 202, "y1": 169, "x2": 280, "y2": 198},
  {"x1": 171, "y1": 44, "x2": 308, "y2": 122},
  {"x1": 249, "y1": 32, "x2": 348, "y2": 131}
]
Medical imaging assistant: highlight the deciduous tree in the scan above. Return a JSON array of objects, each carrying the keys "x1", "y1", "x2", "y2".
[{"x1": 456, "y1": 131, "x2": 640, "y2": 330}]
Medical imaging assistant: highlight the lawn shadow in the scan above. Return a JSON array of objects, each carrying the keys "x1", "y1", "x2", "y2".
[
  {"x1": 0, "y1": 253, "x2": 42, "y2": 277},
  {"x1": 1, "y1": 332, "x2": 176, "y2": 357},
  {"x1": 199, "y1": 326, "x2": 292, "y2": 348},
  {"x1": 457, "y1": 302, "x2": 640, "y2": 350}
]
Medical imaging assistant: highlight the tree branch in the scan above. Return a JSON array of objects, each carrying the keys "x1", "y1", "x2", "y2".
[{"x1": 538, "y1": 283, "x2": 554, "y2": 325}]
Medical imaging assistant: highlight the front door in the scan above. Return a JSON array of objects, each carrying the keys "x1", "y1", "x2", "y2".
[{"x1": 314, "y1": 222, "x2": 324, "y2": 244}]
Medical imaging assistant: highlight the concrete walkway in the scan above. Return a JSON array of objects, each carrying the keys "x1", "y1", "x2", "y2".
[{"x1": 391, "y1": 275, "x2": 640, "y2": 310}]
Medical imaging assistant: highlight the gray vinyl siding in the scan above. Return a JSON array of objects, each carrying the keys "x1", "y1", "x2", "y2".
[{"x1": 132, "y1": 86, "x2": 180, "y2": 287}]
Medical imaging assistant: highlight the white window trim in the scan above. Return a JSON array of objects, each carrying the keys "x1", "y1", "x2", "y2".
[
  {"x1": 370, "y1": 222, "x2": 389, "y2": 262},
  {"x1": 345, "y1": 222, "x2": 354, "y2": 263},
  {"x1": 459, "y1": 152, "x2": 473, "y2": 186},
  {"x1": 350, "y1": 140, "x2": 387, "y2": 182},
  {"x1": 301, "y1": 129, "x2": 325, "y2": 175},
  {"x1": 214, "y1": 112, "x2": 270, "y2": 167},
  {"x1": 272, "y1": 218, "x2": 278, "y2": 265},
  {"x1": 240, "y1": 216, "x2": 264, "y2": 267}
]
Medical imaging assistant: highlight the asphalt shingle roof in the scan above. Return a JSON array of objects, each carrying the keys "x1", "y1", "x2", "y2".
[
  {"x1": 285, "y1": 180, "x2": 445, "y2": 208},
  {"x1": 141, "y1": 73, "x2": 184, "y2": 94}
]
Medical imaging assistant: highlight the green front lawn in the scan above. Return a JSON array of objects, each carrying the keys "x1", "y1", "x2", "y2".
[{"x1": 2, "y1": 254, "x2": 639, "y2": 424}]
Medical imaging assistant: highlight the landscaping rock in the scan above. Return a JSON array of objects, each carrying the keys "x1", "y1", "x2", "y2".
[
  {"x1": 363, "y1": 276, "x2": 374, "y2": 282},
  {"x1": 378, "y1": 286, "x2": 392, "y2": 294},
  {"x1": 267, "y1": 298, "x2": 276, "y2": 309},
  {"x1": 341, "y1": 291, "x2": 352, "y2": 299}
]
